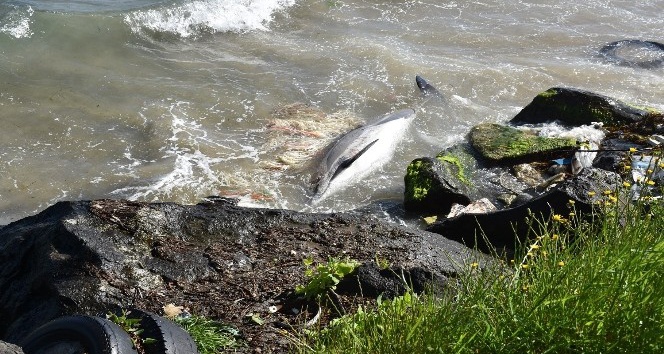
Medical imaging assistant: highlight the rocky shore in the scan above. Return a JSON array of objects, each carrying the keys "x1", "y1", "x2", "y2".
[{"x1": 1, "y1": 87, "x2": 662, "y2": 353}]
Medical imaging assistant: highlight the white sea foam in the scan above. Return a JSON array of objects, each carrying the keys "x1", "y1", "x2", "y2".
[
  {"x1": 0, "y1": 6, "x2": 33, "y2": 39},
  {"x1": 112, "y1": 100, "x2": 259, "y2": 203},
  {"x1": 124, "y1": 0, "x2": 297, "y2": 37}
]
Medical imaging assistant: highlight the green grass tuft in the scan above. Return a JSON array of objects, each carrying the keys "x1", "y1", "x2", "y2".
[
  {"x1": 296, "y1": 185, "x2": 664, "y2": 353},
  {"x1": 174, "y1": 315, "x2": 244, "y2": 354}
]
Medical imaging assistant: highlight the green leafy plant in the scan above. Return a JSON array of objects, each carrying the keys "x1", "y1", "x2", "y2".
[
  {"x1": 296, "y1": 257, "x2": 360, "y2": 300},
  {"x1": 107, "y1": 310, "x2": 156, "y2": 352},
  {"x1": 174, "y1": 314, "x2": 244, "y2": 354}
]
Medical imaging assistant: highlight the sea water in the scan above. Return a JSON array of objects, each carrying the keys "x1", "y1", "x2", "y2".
[{"x1": 0, "y1": 0, "x2": 663, "y2": 224}]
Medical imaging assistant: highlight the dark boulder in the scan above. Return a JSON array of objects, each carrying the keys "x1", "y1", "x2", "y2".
[
  {"x1": 0, "y1": 197, "x2": 488, "y2": 352},
  {"x1": 426, "y1": 168, "x2": 622, "y2": 254},
  {"x1": 510, "y1": 87, "x2": 658, "y2": 127}
]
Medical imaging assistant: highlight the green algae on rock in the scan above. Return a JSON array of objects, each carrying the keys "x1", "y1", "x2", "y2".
[
  {"x1": 510, "y1": 87, "x2": 660, "y2": 126},
  {"x1": 404, "y1": 149, "x2": 477, "y2": 214},
  {"x1": 469, "y1": 123, "x2": 578, "y2": 163}
]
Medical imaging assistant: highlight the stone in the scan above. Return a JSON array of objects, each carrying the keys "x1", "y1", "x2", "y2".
[
  {"x1": 469, "y1": 123, "x2": 578, "y2": 164},
  {"x1": 403, "y1": 156, "x2": 473, "y2": 214},
  {"x1": 0, "y1": 197, "x2": 489, "y2": 351},
  {"x1": 426, "y1": 168, "x2": 622, "y2": 254},
  {"x1": 0, "y1": 341, "x2": 24, "y2": 354},
  {"x1": 510, "y1": 87, "x2": 658, "y2": 127}
]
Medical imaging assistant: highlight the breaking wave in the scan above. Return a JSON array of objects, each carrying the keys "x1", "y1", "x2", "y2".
[
  {"x1": 0, "y1": 5, "x2": 33, "y2": 39},
  {"x1": 124, "y1": 0, "x2": 297, "y2": 38}
]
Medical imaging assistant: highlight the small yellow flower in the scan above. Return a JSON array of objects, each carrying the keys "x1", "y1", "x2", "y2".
[
  {"x1": 470, "y1": 262, "x2": 479, "y2": 268},
  {"x1": 531, "y1": 244, "x2": 540, "y2": 250},
  {"x1": 647, "y1": 180, "x2": 656, "y2": 186},
  {"x1": 659, "y1": 163, "x2": 664, "y2": 169},
  {"x1": 542, "y1": 251, "x2": 548, "y2": 257},
  {"x1": 527, "y1": 252, "x2": 534, "y2": 257},
  {"x1": 557, "y1": 261, "x2": 565, "y2": 267},
  {"x1": 510, "y1": 259, "x2": 515, "y2": 264},
  {"x1": 603, "y1": 190, "x2": 612, "y2": 196},
  {"x1": 552, "y1": 214, "x2": 566, "y2": 223},
  {"x1": 608, "y1": 195, "x2": 618, "y2": 203},
  {"x1": 587, "y1": 191, "x2": 596, "y2": 197},
  {"x1": 629, "y1": 147, "x2": 637, "y2": 153},
  {"x1": 623, "y1": 165, "x2": 632, "y2": 171},
  {"x1": 552, "y1": 234, "x2": 559, "y2": 240},
  {"x1": 568, "y1": 199, "x2": 575, "y2": 205},
  {"x1": 521, "y1": 264, "x2": 529, "y2": 270},
  {"x1": 647, "y1": 169, "x2": 654, "y2": 174},
  {"x1": 623, "y1": 182, "x2": 631, "y2": 188}
]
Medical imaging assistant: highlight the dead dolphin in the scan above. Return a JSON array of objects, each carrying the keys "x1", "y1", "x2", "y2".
[
  {"x1": 416, "y1": 75, "x2": 442, "y2": 98},
  {"x1": 311, "y1": 108, "x2": 416, "y2": 204}
]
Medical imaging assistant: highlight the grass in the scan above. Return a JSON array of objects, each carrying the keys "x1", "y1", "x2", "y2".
[
  {"x1": 295, "y1": 185, "x2": 664, "y2": 353},
  {"x1": 174, "y1": 314, "x2": 244, "y2": 354}
]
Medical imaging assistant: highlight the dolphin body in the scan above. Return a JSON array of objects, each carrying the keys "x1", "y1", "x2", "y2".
[{"x1": 311, "y1": 108, "x2": 416, "y2": 204}]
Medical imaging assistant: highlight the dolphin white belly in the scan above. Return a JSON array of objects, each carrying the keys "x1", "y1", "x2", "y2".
[{"x1": 311, "y1": 108, "x2": 416, "y2": 204}]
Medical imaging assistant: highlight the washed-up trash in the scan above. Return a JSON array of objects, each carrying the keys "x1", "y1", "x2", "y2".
[
  {"x1": 551, "y1": 158, "x2": 573, "y2": 165},
  {"x1": 647, "y1": 134, "x2": 664, "y2": 146},
  {"x1": 630, "y1": 155, "x2": 664, "y2": 199}
]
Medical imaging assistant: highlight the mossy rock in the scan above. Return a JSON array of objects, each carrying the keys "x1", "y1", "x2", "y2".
[
  {"x1": 404, "y1": 156, "x2": 475, "y2": 214},
  {"x1": 469, "y1": 123, "x2": 577, "y2": 164},
  {"x1": 510, "y1": 87, "x2": 660, "y2": 127}
]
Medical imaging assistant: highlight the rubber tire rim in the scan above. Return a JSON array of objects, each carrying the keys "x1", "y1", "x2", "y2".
[{"x1": 19, "y1": 315, "x2": 138, "y2": 354}]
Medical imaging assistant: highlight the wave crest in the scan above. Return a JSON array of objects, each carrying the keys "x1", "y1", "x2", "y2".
[
  {"x1": 0, "y1": 5, "x2": 34, "y2": 39},
  {"x1": 124, "y1": 0, "x2": 297, "y2": 38}
]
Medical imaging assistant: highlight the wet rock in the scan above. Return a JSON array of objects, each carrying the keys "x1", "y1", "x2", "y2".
[
  {"x1": 404, "y1": 156, "x2": 474, "y2": 214},
  {"x1": 0, "y1": 341, "x2": 24, "y2": 354},
  {"x1": 469, "y1": 123, "x2": 578, "y2": 164},
  {"x1": 426, "y1": 167, "x2": 622, "y2": 253},
  {"x1": 447, "y1": 198, "x2": 497, "y2": 219},
  {"x1": 513, "y1": 163, "x2": 545, "y2": 187},
  {"x1": 0, "y1": 198, "x2": 486, "y2": 351},
  {"x1": 510, "y1": 87, "x2": 658, "y2": 127}
]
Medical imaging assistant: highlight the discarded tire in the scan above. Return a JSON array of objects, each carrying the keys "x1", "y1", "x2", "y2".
[
  {"x1": 120, "y1": 308, "x2": 200, "y2": 354},
  {"x1": 599, "y1": 39, "x2": 664, "y2": 69},
  {"x1": 19, "y1": 315, "x2": 137, "y2": 354}
]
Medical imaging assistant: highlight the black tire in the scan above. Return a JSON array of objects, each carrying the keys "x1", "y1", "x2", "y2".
[
  {"x1": 599, "y1": 39, "x2": 664, "y2": 69},
  {"x1": 121, "y1": 308, "x2": 200, "y2": 354},
  {"x1": 19, "y1": 315, "x2": 138, "y2": 354}
]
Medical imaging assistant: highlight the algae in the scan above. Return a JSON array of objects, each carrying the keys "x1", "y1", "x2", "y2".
[
  {"x1": 405, "y1": 160, "x2": 432, "y2": 202},
  {"x1": 436, "y1": 154, "x2": 470, "y2": 185},
  {"x1": 470, "y1": 123, "x2": 577, "y2": 163}
]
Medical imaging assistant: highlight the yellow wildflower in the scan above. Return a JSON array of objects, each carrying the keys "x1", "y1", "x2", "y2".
[
  {"x1": 531, "y1": 244, "x2": 540, "y2": 250},
  {"x1": 552, "y1": 214, "x2": 566, "y2": 223},
  {"x1": 623, "y1": 182, "x2": 631, "y2": 188},
  {"x1": 608, "y1": 195, "x2": 618, "y2": 203},
  {"x1": 623, "y1": 165, "x2": 631, "y2": 171},
  {"x1": 470, "y1": 262, "x2": 479, "y2": 269},
  {"x1": 603, "y1": 190, "x2": 612, "y2": 196},
  {"x1": 552, "y1": 234, "x2": 559, "y2": 240},
  {"x1": 587, "y1": 191, "x2": 596, "y2": 197},
  {"x1": 557, "y1": 261, "x2": 565, "y2": 267},
  {"x1": 647, "y1": 180, "x2": 656, "y2": 186},
  {"x1": 629, "y1": 147, "x2": 637, "y2": 153},
  {"x1": 521, "y1": 264, "x2": 529, "y2": 270}
]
